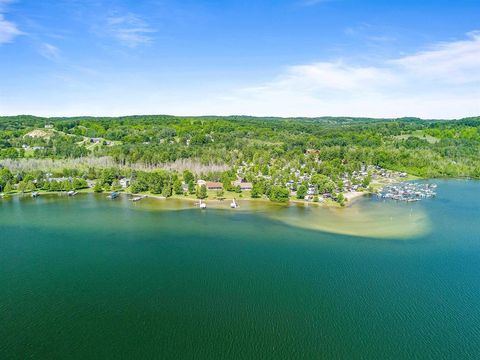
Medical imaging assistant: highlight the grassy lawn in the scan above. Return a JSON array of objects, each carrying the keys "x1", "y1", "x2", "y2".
[{"x1": 393, "y1": 130, "x2": 440, "y2": 144}]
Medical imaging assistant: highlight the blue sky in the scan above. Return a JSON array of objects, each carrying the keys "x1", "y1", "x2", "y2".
[{"x1": 0, "y1": 0, "x2": 479, "y2": 118}]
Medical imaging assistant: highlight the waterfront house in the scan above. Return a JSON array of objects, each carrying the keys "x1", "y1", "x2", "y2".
[
  {"x1": 119, "y1": 178, "x2": 131, "y2": 189},
  {"x1": 206, "y1": 182, "x2": 223, "y2": 190},
  {"x1": 232, "y1": 180, "x2": 253, "y2": 191}
]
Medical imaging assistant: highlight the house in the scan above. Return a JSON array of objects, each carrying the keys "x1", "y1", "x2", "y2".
[
  {"x1": 119, "y1": 178, "x2": 131, "y2": 188},
  {"x1": 232, "y1": 180, "x2": 253, "y2": 190},
  {"x1": 206, "y1": 182, "x2": 223, "y2": 190},
  {"x1": 197, "y1": 179, "x2": 207, "y2": 186},
  {"x1": 90, "y1": 138, "x2": 102, "y2": 144},
  {"x1": 44, "y1": 124, "x2": 54, "y2": 129}
]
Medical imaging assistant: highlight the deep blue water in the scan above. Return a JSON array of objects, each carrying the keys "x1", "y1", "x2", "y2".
[{"x1": 1, "y1": 180, "x2": 480, "y2": 359}]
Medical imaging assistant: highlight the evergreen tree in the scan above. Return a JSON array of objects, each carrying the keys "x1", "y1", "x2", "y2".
[
  {"x1": 17, "y1": 181, "x2": 26, "y2": 193},
  {"x1": 162, "y1": 183, "x2": 172, "y2": 198},
  {"x1": 26, "y1": 180, "x2": 36, "y2": 192},
  {"x1": 188, "y1": 180, "x2": 195, "y2": 194},
  {"x1": 173, "y1": 179, "x2": 183, "y2": 195},
  {"x1": 4, "y1": 181, "x2": 13, "y2": 194},
  {"x1": 196, "y1": 184, "x2": 207, "y2": 199},
  {"x1": 297, "y1": 184, "x2": 307, "y2": 199},
  {"x1": 93, "y1": 181, "x2": 103, "y2": 193}
]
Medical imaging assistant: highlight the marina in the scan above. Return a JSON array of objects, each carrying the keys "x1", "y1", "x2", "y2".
[{"x1": 378, "y1": 182, "x2": 437, "y2": 202}]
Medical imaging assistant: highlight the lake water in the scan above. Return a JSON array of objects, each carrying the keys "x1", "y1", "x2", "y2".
[{"x1": 1, "y1": 180, "x2": 480, "y2": 359}]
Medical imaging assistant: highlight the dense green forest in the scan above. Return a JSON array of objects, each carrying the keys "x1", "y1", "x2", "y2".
[{"x1": 1, "y1": 115, "x2": 479, "y2": 204}]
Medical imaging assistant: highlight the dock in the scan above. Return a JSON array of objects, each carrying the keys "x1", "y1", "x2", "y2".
[{"x1": 378, "y1": 183, "x2": 437, "y2": 202}]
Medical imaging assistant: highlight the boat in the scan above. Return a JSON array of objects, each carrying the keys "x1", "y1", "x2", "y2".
[
  {"x1": 130, "y1": 196, "x2": 143, "y2": 202},
  {"x1": 31, "y1": 192, "x2": 39, "y2": 198},
  {"x1": 230, "y1": 198, "x2": 239, "y2": 209},
  {"x1": 67, "y1": 190, "x2": 78, "y2": 196},
  {"x1": 108, "y1": 192, "x2": 119, "y2": 199},
  {"x1": 199, "y1": 199, "x2": 207, "y2": 209}
]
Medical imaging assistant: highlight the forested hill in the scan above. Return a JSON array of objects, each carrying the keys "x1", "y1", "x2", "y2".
[{"x1": 1, "y1": 114, "x2": 480, "y2": 180}]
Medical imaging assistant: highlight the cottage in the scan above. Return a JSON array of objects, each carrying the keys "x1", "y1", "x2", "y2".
[
  {"x1": 232, "y1": 180, "x2": 253, "y2": 191},
  {"x1": 197, "y1": 179, "x2": 207, "y2": 186},
  {"x1": 206, "y1": 182, "x2": 223, "y2": 190},
  {"x1": 119, "y1": 178, "x2": 131, "y2": 188}
]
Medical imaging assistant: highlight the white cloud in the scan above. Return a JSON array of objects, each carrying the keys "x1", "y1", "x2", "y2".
[
  {"x1": 392, "y1": 31, "x2": 480, "y2": 84},
  {"x1": 105, "y1": 12, "x2": 155, "y2": 48},
  {"x1": 38, "y1": 43, "x2": 61, "y2": 61},
  {"x1": 2, "y1": 30, "x2": 479, "y2": 119},
  {"x1": 203, "y1": 31, "x2": 480, "y2": 119},
  {"x1": 0, "y1": 2, "x2": 22, "y2": 45}
]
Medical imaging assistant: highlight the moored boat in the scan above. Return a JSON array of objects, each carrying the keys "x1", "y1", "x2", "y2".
[{"x1": 108, "y1": 192, "x2": 119, "y2": 199}]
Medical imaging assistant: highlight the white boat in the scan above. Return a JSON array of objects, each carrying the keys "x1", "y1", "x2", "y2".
[
  {"x1": 199, "y1": 200, "x2": 207, "y2": 209},
  {"x1": 67, "y1": 190, "x2": 78, "y2": 196},
  {"x1": 230, "y1": 198, "x2": 239, "y2": 208}
]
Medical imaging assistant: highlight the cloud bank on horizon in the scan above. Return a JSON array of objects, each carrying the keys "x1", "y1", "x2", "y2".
[{"x1": 0, "y1": 0, "x2": 479, "y2": 119}]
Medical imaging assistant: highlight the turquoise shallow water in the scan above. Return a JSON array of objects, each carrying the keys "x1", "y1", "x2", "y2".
[{"x1": 1, "y1": 180, "x2": 480, "y2": 359}]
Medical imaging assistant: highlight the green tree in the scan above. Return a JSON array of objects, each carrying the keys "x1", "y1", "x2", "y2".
[
  {"x1": 0, "y1": 168, "x2": 13, "y2": 188},
  {"x1": 183, "y1": 170, "x2": 194, "y2": 184},
  {"x1": 297, "y1": 184, "x2": 307, "y2": 199},
  {"x1": 188, "y1": 180, "x2": 195, "y2": 194},
  {"x1": 62, "y1": 180, "x2": 73, "y2": 191},
  {"x1": 173, "y1": 179, "x2": 183, "y2": 195},
  {"x1": 93, "y1": 181, "x2": 103, "y2": 193},
  {"x1": 196, "y1": 184, "x2": 207, "y2": 199},
  {"x1": 26, "y1": 180, "x2": 36, "y2": 192},
  {"x1": 251, "y1": 183, "x2": 261, "y2": 198},
  {"x1": 268, "y1": 186, "x2": 289, "y2": 203},
  {"x1": 72, "y1": 178, "x2": 88, "y2": 190},
  {"x1": 162, "y1": 183, "x2": 172, "y2": 198},
  {"x1": 362, "y1": 174, "x2": 372, "y2": 188},
  {"x1": 111, "y1": 179, "x2": 122, "y2": 191},
  {"x1": 17, "y1": 181, "x2": 26, "y2": 193},
  {"x1": 4, "y1": 181, "x2": 13, "y2": 194},
  {"x1": 100, "y1": 168, "x2": 117, "y2": 186}
]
